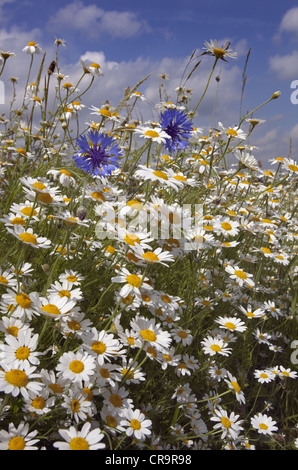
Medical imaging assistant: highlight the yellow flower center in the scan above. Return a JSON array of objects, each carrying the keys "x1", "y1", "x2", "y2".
[
  {"x1": 5, "y1": 369, "x2": 28, "y2": 387},
  {"x1": 69, "y1": 437, "x2": 89, "y2": 450},
  {"x1": 125, "y1": 233, "x2": 140, "y2": 246},
  {"x1": 221, "y1": 416, "x2": 231, "y2": 429},
  {"x1": 91, "y1": 341, "x2": 106, "y2": 355},
  {"x1": 41, "y1": 304, "x2": 61, "y2": 316},
  {"x1": 227, "y1": 128, "x2": 238, "y2": 137},
  {"x1": 21, "y1": 206, "x2": 36, "y2": 217},
  {"x1": 130, "y1": 419, "x2": 141, "y2": 430},
  {"x1": 221, "y1": 222, "x2": 232, "y2": 231},
  {"x1": 6, "y1": 326, "x2": 19, "y2": 337},
  {"x1": 210, "y1": 344, "x2": 222, "y2": 352},
  {"x1": 15, "y1": 346, "x2": 31, "y2": 360},
  {"x1": 37, "y1": 193, "x2": 53, "y2": 204},
  {"x1": 178, "y1": 330, "x2": 188, "y2": 339},
  {"x1": 32, "y1": 396, "x2": 46, "y2": 410},
  {"x1": 259, "y1": 423, "x2": 268, "y2": 430},
  {"x1": 69, "y1": 360, "x2": 84, "y2": 374},
  {"x1": 67, "y1": 275, "x2": 78, "y2": 283},
  {"x1": 11, "y1": 217, "x2": 26, "y2": 226},
  {"x1": 144, "y1": 130, "x2": 159, "y2": 138},
  {"x1": 152, "y1": 170, "x2": 168, "y2": 180},
  {"x1": 49, "y1": 383, "x2": 63, "y2": 394},
  {"x1": 126, "y1": 274, "x2": 141, "y2": 288},
  {"x1": 0, "y1": 275, "x2": 8, "y2": 284},
  {"x1": 8, "y1": 436, "x2": 26, "y2": 450},
  {"x1": 161, "y1": 294, "x2": 172, "y2": 303},
  {"x1": 27, "y1": 41, "x2": 36, "y2": 46},
  {"x1": 67, "y1": 320, "x2": 81, "y2": 331},
  {"x1": 99, "y1": 367, "x2": 110, "y2": 379},
  {"x1": 106, "y1": 415, "x2": 117, "y2": 427},
  {"x1": 16, "y1": 293, "x2": 31, "y2": 309},
  {"x1": 18, "y1": 232, "x2": 38, "y2": 245},
  {"x1": 60, "y1": 169, "x2": 71, "y2": 176},
  {"x1": 224, "y1": 322, "x2": 236, "y2": 330},
  {"x1": 234, "y1": 269, "x2": 247, "y2": 279},
  {"x1": 71, "y1": 399, "x2": 81, "y2": 413},
  {"x1": 122, "y1": 368, "x2": 134, "y2": 380},
  {"x1": 288, "y1": 164, "x2": 298, "y2": 172},
  {"x1": 231, "y1": 381, "x2": 241, "y2": 393},
  {"x1": 142, "y1": 251, "x2": 159, "y2": 263},
  {"x1": 140, "y1": 329, "x2": 156, "y2": 342},
  {"x1": 110, "y1": 393, "x2": 122, "y2": 407},
  {"x1": 99, "y1": 108, "x2": 111, "y2": 117},
  {"x1": 260, "y1": 373, "x2": 268, "y2": 379}
]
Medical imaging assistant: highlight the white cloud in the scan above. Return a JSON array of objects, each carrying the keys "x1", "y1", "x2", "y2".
[
  {"x1": 269, "y1": 51, "x2": 298, "y2": 80},
  {"x1": 278, "y1": 7, "x2": 298, "y2": 35},
  {"x1": 46, "y1": 1, "x2": 150, "y2": 38}
]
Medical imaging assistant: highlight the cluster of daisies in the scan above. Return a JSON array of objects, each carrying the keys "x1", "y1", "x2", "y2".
[{"x1": 0, "y1": 39, "x2": 297, "y2": 451}]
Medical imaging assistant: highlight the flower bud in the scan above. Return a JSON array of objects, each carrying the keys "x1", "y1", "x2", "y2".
[
  {"x1": 271, "y1": 91, "x2": 281, "y2": 100},
  {"x1": 76, "y1": 206, "x2": 88, "y2": 221}
]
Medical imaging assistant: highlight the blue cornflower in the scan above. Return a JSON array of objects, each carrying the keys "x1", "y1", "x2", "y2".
[
  {"x1": 73, "y1": 130, "x2": 122, "y2": 176},
  {"x1": 159, "y1": 108, "x2": 193, "y2": 153}
]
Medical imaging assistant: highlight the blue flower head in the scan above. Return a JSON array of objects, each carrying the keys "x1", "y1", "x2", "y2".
[
  {"x1": 73, "y1": 130, "x2": 122, "y2": 176},
  {"x1": 160, "y1": 108, "x2": 193, "y2": 153}
]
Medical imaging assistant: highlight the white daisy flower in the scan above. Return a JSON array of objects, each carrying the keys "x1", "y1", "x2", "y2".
[
  {"x1": 120, "y1": 408, "x2": 152, "y2": 441},
  {"x1": 56, "y1": 351, "x2": 96, "y2": 384},
  {"x1": 0, "y1": 422, "x2": 39, "y2": 450},
  {"x1": 54, "y1": 422, "x2": 105, "y2": 450},
  {"x1": 250, "y1": 413, "x2": 278, "y2": 435}
]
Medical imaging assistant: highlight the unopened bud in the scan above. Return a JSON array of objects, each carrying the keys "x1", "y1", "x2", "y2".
[
  {"x1": 271, "y1": 91, "x2": 281, "y2": 100},
  {"x1": 41, "y1": 264, "x2": 51, "y2": 273},
  {"x1": 76, "y1": 206, "x2": 88, "y2": 221}
]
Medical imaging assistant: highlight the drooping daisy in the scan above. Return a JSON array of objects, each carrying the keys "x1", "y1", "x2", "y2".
[
  {"x1": 250, "y1": 413, "x2": 278, "y2": 435},
  {"x1": 120, "y1": 408, "x2": 152, "y2": 441},
  {"x1": 224, "y1": 372, "x2": 246, "y2": 404},
  {"x1": 54, "y1": 422, "x2": 105, "y2": 450},
  {"x1": 56, "y1": 351, "x2": 96, "y2": 385},
  {"x1": 0, "y1": 268, "x2": 18, "y2": 289},
  {"x1": 47, "y1": 168, "x2": 76, "y2": 187},
  {"x1": 73, "y1": 130, "x2": 122, "y2": 177},
  {"x1": 22, "y1": 41, "x2": 42, "y2": 55},
  {"x1": 0, "y1": 422, "x2": 39, "y2": 450}
]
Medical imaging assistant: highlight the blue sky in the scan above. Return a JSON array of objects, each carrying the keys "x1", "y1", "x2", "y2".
[{"x1": 1, "y1": 0, "x2": 298, "y2": 166}]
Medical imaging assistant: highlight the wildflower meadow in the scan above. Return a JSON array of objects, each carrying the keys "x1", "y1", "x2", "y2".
[{"x1": 0, "y1": 38, "x2": 297, "y2": 451}]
